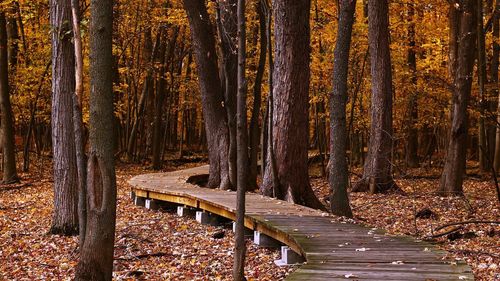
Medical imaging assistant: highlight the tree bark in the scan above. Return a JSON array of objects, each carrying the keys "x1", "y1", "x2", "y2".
[
  {"x1": 75, "y1": 0, "x2": 117, "y2": 278},
  {"x1": 233, "y1": 0, "x2": 247, "y2": 278},
  {"x1": 183, "y1": 0, "x2": 231, "y2": 189},
  {"x1": 248, "y1": 0, "x2": 267, "y2": 190},
  {"x1": 352, "y1": 0, "x2": 397, "y2": 193},
  {"x1": 493, "y1": 2, "x2": 500, "y2": 171},
  {"x1": 0, "y1": 13, "x2": 18, "y2": 184},
  {"x1": 478, "y1": 0, "x2": 489, "y2": 172},
  {"x1": 261, "y1": 0, "x2": 324, "y2": 210},
  {"x1": 439, "y1": 1, "x2": 477, "y2": 195},
  {"x1": 49, "y1": 0, "x2": 78, "y2": 235},
  {"x1": 70, "y1": 0, "x2": 88, "y2": 248},
  {"x1": 329, "y1": 0, "x2": 355, "y2": 218},
  {"x1": 6, "y1": 10, "x2": 18, "y2": 70},
  {"x1": 217, "y1": 0, "x2": 238, "y2": 189}
]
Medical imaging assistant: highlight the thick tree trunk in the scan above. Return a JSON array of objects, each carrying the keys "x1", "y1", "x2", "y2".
[
  {"x1": 261, "y1": 0, "x2": 324, "y2": 210},
  {"x1": 217, "y1": 0, "x2": 238, "y2": 189},
  {"x1": 74, "y1": 0, "x2": 117, "y2": 278},
  {"x1": 352, "y1": 0, "x2": 397, "y2": 193},
  {"x1": 439, "y1": 1, "x2": 477, "y2": 195},
  {"x1": 49, "y1": 0, "x2": 78, "y2": 235},
  {"x1": 329, "y1": 0, "x2": 355, "y2": 218},
  {"x1": 405, "y1": 2, "x2": 419, "y2": 168},
  {"x1": 248, "y1": 0, "x2": 267, "y2": 190},
  {"x1": 233, "y1": 0, "x2": 247, "y2": 278},
  {"x1": 183, "y1": 0, "x2": 231, "y2": 189},
  {"x1": 0, "y1": 13, "x2": 18, "y2": 184}
]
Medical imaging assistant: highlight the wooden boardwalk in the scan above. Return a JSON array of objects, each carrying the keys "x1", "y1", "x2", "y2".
[{"x1": 129, "y1": 165, "x2": 475, "y2": 280}]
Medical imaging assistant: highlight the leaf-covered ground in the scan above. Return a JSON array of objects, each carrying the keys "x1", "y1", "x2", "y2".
[
  {"x1": 2, "y1": 159, "x2": 499, "y2": 280},
  {"x1": 0, "y1": 160, "x2": 294, "y2": 280},
  {"x1": 311, "y1": 165, "x2": 500, "y2": 281}
]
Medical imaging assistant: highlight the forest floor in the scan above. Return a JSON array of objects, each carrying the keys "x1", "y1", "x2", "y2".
[
  {"x1": 0, "y1": 157, "x2": 498, "y2": 280},
  {"x1": 0, "y1": 157, "x2": 293, "y2": 281}
]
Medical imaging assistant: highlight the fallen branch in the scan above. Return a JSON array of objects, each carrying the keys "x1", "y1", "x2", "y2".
[
  {"x1": 449, "y1": 249, "x2": 500, "y2": 259},
  {"x1": 429, "y1": 226, "x2": 462, "y2": 238},
  {"x1": 0, "y1": 183, "x2": 33, "y2": 193},
  {"x1": 115, "y1": 252, "x2": 169, "y2": 261},
  {"x1": 435, "y1": 220, "x2": 500, "y2": 232}
]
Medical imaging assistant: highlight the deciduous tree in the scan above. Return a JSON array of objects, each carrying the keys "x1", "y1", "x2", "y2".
[
  {"x1": 439, "y1": 0, "x2": 477, "y2": 195},
  {"x1": 261, "y1": 0, "x2": 324, "y2": 210},
  {"x1": 49, "y1": 0, "x2": 79, "y2": 235}
]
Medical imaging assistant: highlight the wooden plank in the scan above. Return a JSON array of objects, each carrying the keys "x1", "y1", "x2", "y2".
[{"x1": 128, "y1": 166, "x2": 476, "y2": 281}]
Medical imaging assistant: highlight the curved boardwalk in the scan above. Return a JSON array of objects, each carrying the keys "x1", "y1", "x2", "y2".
[{"x1": 129, "y1": 165, "x2": 474, "y2": 280}]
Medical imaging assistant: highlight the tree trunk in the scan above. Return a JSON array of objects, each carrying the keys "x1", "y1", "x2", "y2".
[
  {"x1": 74, "y1": 0, "x2": 117, "y2": 278},
  {"x1": 152, "y1": 27, "x2": 178, "y2": 170},
  {"x1": 352, "y1": 0, "x2": 397, "y2": 193},
  {"x1": 233, "y1": 0, "x2": 247, "y2": 278},
  {"x1": 0, "y1": 13, "x2": 18, "y2": 184},
  {"x1": 329, "y1": 0, "x2": 355, "y2": 218},
  {"x1": 405, "y1": 2, "x2": 419, "y2": 168},
  {"x1": 261, "y1": 0, "x2": 324, "y2": 210},
  {"x1": 6, "y1": 11, "x2": 18, "y2": 70},
  {"x1": 49, "y1": 0, "x2": 78, "y2": 235},
  {"x1": 217, "y1": 0, "x2": 238, "y2": 189},
  {"x1": 439, "y1": 1, "x2": 477, "y2": 195},
  {"x1": 183, "y1": 0, "x2": 231, "y2": 189},
  {"x1": 70, "y1": 0, "x2": 88, "y2": 248},
  {"x1": 126, "y1": 29, "x2": 157, "y2": 161},
  {"x1": 478, "y1": 0, "x2": 489, "y2": 172},
  {"x1": 248, "y1": 0, "x2": 267, "y2": 190},
  {"x1": 493, "y1": 2, "x2": 500, "y2": 171}
]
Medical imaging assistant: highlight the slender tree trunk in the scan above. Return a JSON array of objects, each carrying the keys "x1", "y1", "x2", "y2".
[
  {"x1": 6, "y1": 11, "x2": 18, "y2": 70},
  {"x1": 49, "y1": 0, "x2": 78, "y2": 235},
  {"x1": 478, "y1": 0, "x2": 489, "y2": 172},
  {"x1": 71, "y1": 0, "x2": 88, "y2": 248},
  {"x1": 406, "y1": 2, "x2": 419, "y2": 168},
  {"x1": 23, "y1": 62, "x2": 50, "y2": 172},
  {"x1": 248, "y1": 0, "x2": 267, "y2": 190},
  {"x1": 126, "y1": 30, "x2": 157, "y2": 161},
  {"x1": 233, "y1": 0, "x2": 247, "y2": 278},
  {"x1": 75, "y1": 0, "x2": 116, "y2": 278},
  {"x1": 329, "y1": 0, "x2": 355, "y2": 218},
  {"x1": 352, "y1": 0, "x2": 397, "y2": 193},
  {"x1": 183, "y1": 0, "x2": 231, "y2": 189},
  {"x1": 261, "y1": 0, "x2": 324, "y2": 210},
  {"x1": 439, "y1": 1, "x2": 477, "y2": 195},
  {"x1": 152, "y1": 27, "x2": 178, "y2": 170},
  {"x1": 493, "y1": 2, "x2": 500, "y2": 170},
  {"x1": 0, "y1": 13, "x2": 18, "y2": 184},
  {"x1": 260, "y1": 0, "x2": 271, "y2": 182}
]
